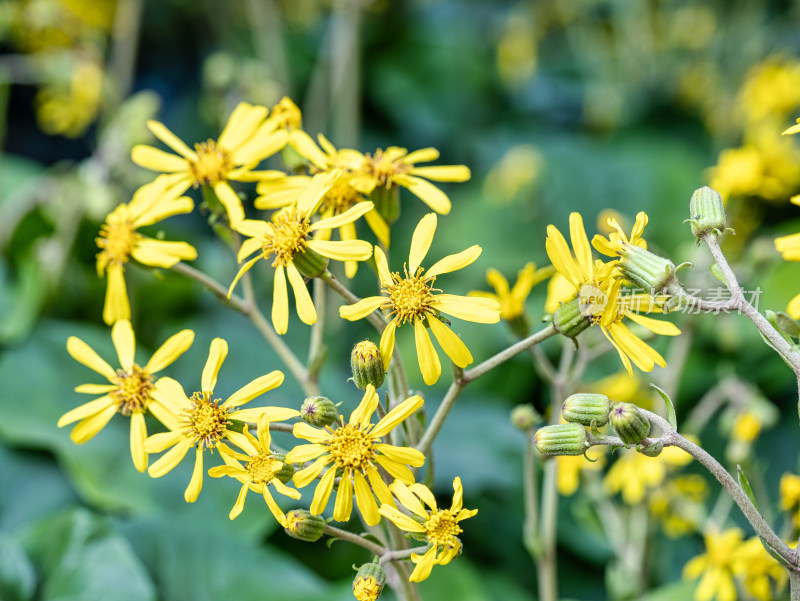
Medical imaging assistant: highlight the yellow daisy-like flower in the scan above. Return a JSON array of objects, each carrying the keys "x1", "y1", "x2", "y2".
[
  {"x1": 780, "y1": 473, "x2": 800, "y2": 525},
  {"x1": 208, "y1": 415, "x2": 301, "y2": 525},
  {"x1": 378, "y1": 477, "x2": 478, "y2": 582},
  {"x1": 774, "y1": 196, "x2": 800, "y2": 317},
  {"x1": 228, "y1": 172, "x2": 374, "y2": 334},
  {"x1": 352, "y1": 576, "x2": 383, "y2": 601},
  {"x1": 469, "y1": 262, "x2": 553, "y2": 322},
  {"x1": 143, "y1": 338, "x2": 298, "y2": 502},
  {"x1": 284, "y1": 385, "x2": 425, "y2": 526},
  {"x1": 131, "y1": 102, "x2": 287, "y2": 226},
  {"x1": 351, "y1": 146, "x2": 471, "y2": 215},
  {"x1": 733, "y1": 536, "x2": 788, "y2": 601},
  {"x1": 58, "y1": 320, "x2": 194, "y2": 472},
  {"x1": 591, "y1": 211, "x2": 648, "y2": 257},
  {"x1": 96, "y1": 176, "x2": 196, "y2": 325},
  {"x1": 683, "y1": 528, "x2": 745, "y2": 601},
  {"x1": 604, "y1": 445, "x2": 693, "y2": 505},
  {"x1": 340, "y1": 213, "x2": 501, "y2": 385}
]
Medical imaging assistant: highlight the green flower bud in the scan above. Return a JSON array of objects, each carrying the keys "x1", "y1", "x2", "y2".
[
  {"x1": 562, "y1": 393, "x2": 611, "y2": 427},
  {"x1": 533, "y1": 423, "x2": 590, "y2": 456},
  {"x1": 609, "y1": 403, "x2": 651, "y2": 444},
  {"x1": 617, "y1": 244, "x2": 679, "y2": 295},
  {"x1": 271, "y1": 452, "x2": 295, "y2": 484},
  {"x1": 553, "y1": 297, "x2": 592, "y2": 339},
  {"x1": 370, "y1": 185, "x2": 400, "y2": 225},
  {"x1": 284, "y1": 509, "x2": 326, "y2": 542},
  {"x1": 292, "y1": 247, "x2": 329, "y2": 278},
  {"x1": 300, "y1": 396, "x2": 338, "y2": 427},
  {"x1": 351, "y1": 340, "x2": 385, "y2": 390},
  {"x1": 688, "y1": 186, "x2": 729, "y2": 239},
  {"x1": 353, "y1": 564, "x2": 386, "y2": 601},
  {"x1": 636, "y1": 440, "x2": 663, "y2": 457},
  {"x1": 510, "y1": 404, "x2": 540, "y2": 431}
]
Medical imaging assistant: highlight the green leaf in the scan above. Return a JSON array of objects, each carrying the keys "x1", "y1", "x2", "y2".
[
  {"x1": 710, "y1": 262, "x2": 726, "y2": 283},
  {"x1": 737, "y1": 465, "x2": 759, "y2": 512},
  {"x1": 0, "y1": 533, "x2": 36, "y2": 601},
  {"x1": 649, "y1": 384, "x2": 677, "y2": 430}
]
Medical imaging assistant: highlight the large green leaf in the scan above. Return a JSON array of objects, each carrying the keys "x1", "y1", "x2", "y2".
[{"x1": 0, "y1": 533, "x2": 36, "y2": 601}]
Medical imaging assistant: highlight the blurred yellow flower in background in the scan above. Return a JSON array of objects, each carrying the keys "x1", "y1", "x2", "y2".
[
  {"x1": 604, "y1": 445, "x2": 692, "y2": 505},
  {"x1": 683, "y1": 528, "x2": 745, "y2": 601},
  {"x1": 734, "y1": 536, "x2": 788, "y2": 601},
  {"x1": 556, "y1": 446, "x2": 606, "y2": 496}
]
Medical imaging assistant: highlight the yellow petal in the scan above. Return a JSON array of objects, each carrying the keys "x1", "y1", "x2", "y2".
[
  {"x1": 229, "y1": 406, "x2": 298, "y2": 422},
  {"x1": 131, "y1": 145, "x2": 188, "y2": 172},
  {"x1": 375, "y1": 455, "x2": 414, "y2": 483},
  {"x1": 569, "y1": 213, "x2": 592, "y2": 280},
  {"x1": 591, "y1": 234, "x2": 617, "y2": 257},
  {"x1": 333, "y1": 471, "x2": 353, "y2": 522},
  {"x1": 403, "y1": 148, "x2": 439, "y2": 163},
  {"x1": 111, "y1": 319, "x2": 136, "y2": 372},
  {"x1": 217, "y1": 102, "x2": 268, "y2": 151},
  {"x1": 625, "y1": 312, "x2": 680, "y2": 336},
  {"x1": 298, "y1": 172, "x2": 335, "y2": 216},
  {"x1": 237, "y1": 237, "x2": 262, "y2": 263},
  {"x1": 378, "y1": 505, "x2": 426, "y2": 533},
  {"x1": 103, "y1": 263, "x2": 130, "y2": 325},
  {"x1": 148, "y1": 438, "x2": 192, "y2": 477},
  {"x1": 394, "y1": 175, "x2": 451, "y2": 214},
  {"x1": 788, "y1": 293, "x2": 800, "y2": 319},
  {"x1": 229, "y1": 482, "x2": 250, "y2": 519},
  {"x1": 433, "y1": 294, "x2": 500, "y2": 323},
  {"x1": 379, "y1": 320, "x2": 397, "y2": 369},
  {"x1": 349, "y1": 385, "x2": 379, "y2": 428},
  {"x1": 426, "y1": 245, "x2": 481, "y2": 279},
  {"x1": 450, "y1": 477, "x2": 464, "y2": 512},
  {"x1": 185, "y1": 447, "x2": 204, "y2": 502},
  {"x1": 545, "y1": 225, "x2": 583, "y2": 288},
  {"x1": 364, "y1": 209, "x2": 390, "y2": 247},
  {"x1": 261, "y1": 487, "x2": 288, "y2": 526},
  {"x1": 272, "y1": 264, "x2": 289, "y2": 335},
  {"x1": 339, "y1": 296, "x2": 384, "y2": 321},
  {"x1": 414, "y1": 319, "x2": 441, "y2": 385},
  {"x1": 227, "y1": 256, "x2": 261, "y2": 298},
  {"x1": 213, "y1": 182, "x2": 245, "y2": 227},
  {"x1": 130, "y1": 412, "x2": 148, "y2": 472},
  {"x1": 389, "y1": 480, "x2": 428, "y2": 517},
  {"x1": 151, "y1": 376, "x2": 188, "y2": 411},
  {"x1": 372, "y1": 394, "x2": 424, "y2": 437},
  {"x1": 783, "y1": 120, "x2": 800, "y2": 135},
  {"x1": 146, "y1": 120, "x2": 196, "y2": 158},
  {"x1": 131, "y1": 239, "x2": 196, "y2": 268},
  {"x1": 58, "y1": 396, "x2": 115, "y2": 427},
  {"x1": 374, "y1": 246, "x2": 393, "y2": 287},
  {"x1": 288, "y1": 129, "x2": 330, "y2": 170},
  {"x1": 375, "y1": 443, "x2": 426, "y2": 467},
  {"x1": 224, "y1": 371, "x2": 284, "y2": 408},
  {"x1": 410, "y1": 482, "x2": 439, "y2": 512},
  {"x1": 427, "y1": 316, "x2": 473, "y2": 368},
  {"x1": 310, "y1": 465, "x2": 336, "y2": 515},
  {"x1": 74, "y1": 384, "x2": 115, "y2": 394},
  {"x1": 66, "y1": 337, "x2": 116, "y2": 382},
  {"x1": 284, "y1": 442, "x2": 328, "y2": 463},
  {"x1": 146, "y1": 329, "x2": 195, "y2": 373},
  {"x1": 313, "y1": 201, "x2": 374, "y2": 231},
  {"x1": 306, "y1": 239, "x2": 373, "y2": 262},
  {"x1": 236, "y1": 219, "x2": 271, "y2": 239},
  {"x1": 70, "y1": 404, "x2": 118, "y2": 443},
  {"x1": 201, "y1": 338, "x2": 228, "y2": 392},
  {"x1": 353, "y1": 470, "x2": 380, "y2": 526},
  {"x1": 366, "y1": 466, "x2": 395, "y2": 507},
  {"x1": 410, "y1": 165, "x2": 470, "y2": 182},
  {"x1": 286, "y1": 262, "x2": 316, "y2": 325},
  {"x1": 231, "y1": 127, "x2": 286, "y2": 166},
  {"x1": 409, "y1": 213, "x2": 437, "y2": 274},
  {"x1": 144, "y1": 430, "x2": 183, "y2": 454},
  {"x1": 292, "y1": 455, "x2": 330, "y2": 488}
]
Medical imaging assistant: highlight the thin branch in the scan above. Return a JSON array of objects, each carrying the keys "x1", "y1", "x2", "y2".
[
  {"x1": 379, "y1": 545, "x2": 431, "y2": 565},
  {"x1": 323, "y1": 525, "x2": 385, "y2": 556},
  {"x1": 464, "y1": 324, "x2": 558, "y2": 383}
]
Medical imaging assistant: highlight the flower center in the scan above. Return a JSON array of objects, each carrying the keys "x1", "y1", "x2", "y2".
[
  {"x1": 424, "y1": 509, "x2": 462, "y2": 548},
  {"x1": 352, "y1": 340, "x2": 381, "y2": 362},
  {"x1": 246, "y1": 452, "x2": 283, "y2": 484},
  {"x1": 382, "y1": 267, "x2": 438, "y2": 325},
  {"x1": 328, "y1": 423, "x2": 375, "y2": 471},
  {"x1": 262, "y1": 209, "x2": 312, "y2": 266},
  {"x1": 189, "y1": 140, "x2": 232, "y2": 186},
  {"x1": 182, "y1": 391, "x2": 230, "y2": 449},
  {"x1": 320, "y1": 180, "x2": 361, "y2": 214},
  {"x1": 363, "y1": 149, "x2": 411, "y2": 187},
  {"x1": 111, "y1": 364, "x2": 154, "y2": 415},
  {"x1": 353, "y1": 577, "x2": 382, "y2": 601},
  {"x1": 96, "y1": 206, "x2": 140, "y2": 269}
]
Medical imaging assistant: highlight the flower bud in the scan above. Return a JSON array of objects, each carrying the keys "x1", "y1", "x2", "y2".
[
  {"x1": 351, "y1": 340, "x2": 385, "y2": 390},
  {"x1": 370, "y1": 185, "x2": 400, "y2": 225},
  {"x1": 609, "y1": 403, "x2": 651, "y2": 444},
  {"x1": 533, "y1": 423, "x2": 590, "y2": 456},
  {"x1": 293, "y1": 247, "x2": 329, "y2": 278},
  {"x1": 353, "y1": 563, "x2": 386, "y2": 601},
  {"x1": 636, "y1": 440, "x2": 663, "y2": 457},
  {"x1": 553, "y1": 297, "x2": 592, "y2": 339},
  {"x1": 688, "y1": 186, "x2": 728, "y2": 239},
  {"x1": 616, "y1": 245, "x2": 679, "y2": 295},
  {"x1": 510, "y1": 404, "x2": 540, "y2": 430},
  {"x1": 300, "y1": 396, "x2": 338, "y2": 427},
  {"x1": 284, "y1": 509, "x2": 326, "y2": 542},
  {"x1": 271, "y1": 452, "x2": 295, "y2": 484},
  {"x1": 562, "y1": 393, "x2": 611, "y2": 427}
]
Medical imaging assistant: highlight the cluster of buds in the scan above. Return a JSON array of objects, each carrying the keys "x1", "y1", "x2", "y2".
[{"x1": 533, "y1": 393, "x2": 661, "y2": 457}]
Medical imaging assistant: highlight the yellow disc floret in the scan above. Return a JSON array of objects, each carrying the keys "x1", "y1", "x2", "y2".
[
  {"x1": 261, "y1": 209, "x2": 312, "y2": 266},
  {"x1": 382, "y1": 268, "x2": 437, "y2": 325},
  {"x1": 112, "y1": 365, "x2": 154, "y2": 415},
  {"x1": 424, "y1": 509, "x2": 462, "y2": 548},
  {"x1": 183, "y1": 391, "x2": 230, "y2": 449},
  {"x1": 353, "y1": 577, "x2": 383, "y2": 601},
  {"x1": 96, "y1": 206, "x2": 140, "y2": 271},
  {"x1": 327, "y1": 424, "x2": 376, "y2": 471},
  {"x1": 321, "y1": 180, "x2": 360, "y2": 213},
  {"x1": 363, "y1": 149, "x2": 411, "y2": 187},
  {"x1": 189, "y1": 140, "x2": 232, "y2": 186},
  {"x1": 246, "y1": 453, "x2": 283, "y2": 484}
]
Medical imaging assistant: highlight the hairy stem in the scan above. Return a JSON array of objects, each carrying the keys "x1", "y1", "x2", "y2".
[{"x1": 323, "y1": 524, "x2": 385, "y2": 556}]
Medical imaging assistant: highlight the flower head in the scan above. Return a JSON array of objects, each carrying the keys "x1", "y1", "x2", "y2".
[
  {"x1": 733, "y1": 537, "x2": 790, "y2": 601},
  {"x1": 683, "y1": 529, "x2": 745, "y2": 601},
  {"x1": 284, "y1": 385, "x2": 425, "y2": 526},
  {"x1": 59, "y1": 320, "x2": 194, "y2": 472},
  {"x1": 229, "y1": 172, "x2": 374, "y2": 334},
  {"x1": 340, "y1": 213, "x2": 501, "y2": 385},
  {"x1": 209, "y1": 415, "x2": 301, "y2": 524},
  {"x1": 378, "y1": 477, "x2": 477, "y2": 582},
  {"x1": 96, "y1": 177, "x2": 196, "y2": 324},
  {"x1": 131, "y1": 102, "x2": 288, "y2": 226},
  {"x1": 469, "y1": 262, "x2": 553, "y2": 325},
  {"x1": 143, "y1": 338, "x2": 297, "y2": 502}
]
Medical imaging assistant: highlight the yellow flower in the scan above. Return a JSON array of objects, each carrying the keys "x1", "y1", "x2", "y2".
[
  {"x1": 208, "y1": 415, "x2": 301, "y2": 524},
  {"x1": 284, "y1": 385, "x2": 424, "y2": 526},
  {"x1": 604, "y1": 445, "x2": 692, "y2": 505},
  {"x1": 591, "y1": 211, "x2": 648, "y2": 258},
  {"x1": 96, "y1": 177, "x2": 196, "y2": 325},
  {"x1": 774, "y1": 196, "x2": 800, "y2": 317},
  {"x1": 339, "y1": 213, "x2": 501, "y2": 385},
  {"x1": 683, "y1": 528, "x2": 745, "y2": 601},
  {"x1": 353, "y1": 576, "x2": 383, "y2": 601},
  {"x1": 468, "y1": 262, "x2": 553, "y2": 322},
  {"x1": 378, "y1": 477, "x2": 477, "y2": 582},
  {"x1": 780, "y1": 473, "x2": 800, "y2": 525},
  {"x1": 649, "y1": 474, "x2": 708, "y2": 538},
  {"x1": 58, "y1": 320, "x2": 194, "y2": 472},
  {"x1": 228, "y1": 172, "x2": 374, "y2": 334},
  {"x1": 351, "y1": 147, "x2": 471, "y2": 215},
  {"x1": 131, "y1": 102, "x2": 287, "y2": 226},
  {"x1": 733, "y1": 537, "x2": 788, "y2": 601},
  {"x1": 143, "y1": 338, "x2": 297, "y2": 502},
  {"x1": 544, "y1": 272, "x2": 575, "y2": 314},
  {"x1": 556, "y1": 446, "x2": 605, "y2": 496},
  {"x1": 545, "y1": 212, "x2": 612, "y2": 299}
]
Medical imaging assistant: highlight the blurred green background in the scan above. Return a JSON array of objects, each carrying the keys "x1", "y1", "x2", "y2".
[{"x1": 3, "y1": 1, "x2": 800, "y2": 600}]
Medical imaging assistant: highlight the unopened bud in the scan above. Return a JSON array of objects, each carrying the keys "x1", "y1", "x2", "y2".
[
  {"x1": 562, "y1": 393, "x2": 611, "y2": 427},
  {"x1": 533, "y1": 423, "x2": 590, "y2": 456},
  {"x1": 609, "y1": 403, "x2": 651, "y2": 444},
  {"x1": 616, "y1": 245, "x2": 679, "y2": 295},
  {"x1": 511, "y1": 404, "x2": 540, "y2": 430},
  {"x1": 353, "y1": 564, "x2": 386, "y2": 601},
  {"x1": 688, "y1": 186, "x2": 729, "y2": 239},
  {"x1": 271, "y1": 452, "x2": 295, "y2": 484},
  {"x1": 300, "y1": 396, "x2": 338, "y2": 427},
  {"x1": 351, "y1": 340, "x2": 385, "y2": 390},
  {"x1": 293, "y1": 247, "x2": 329, "y2": 278},
  {"x1": 553, "y1": 297, "x2": 592, "y2": 339},
  {"x1": 284, "y1": 509, "x2": 326, "y2": 542}
]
